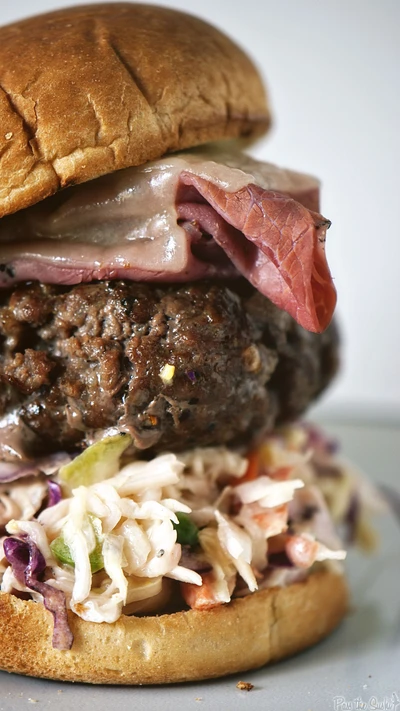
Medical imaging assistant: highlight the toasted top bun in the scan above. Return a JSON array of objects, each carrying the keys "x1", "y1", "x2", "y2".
[
  {"x1": 0, "y1": 3, "x2": 270, "y2": 219},
  {"x1": 0, "y1": 569, "x2": 348, "y2": 684}
]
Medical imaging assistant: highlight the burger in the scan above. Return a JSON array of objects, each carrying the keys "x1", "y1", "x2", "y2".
[{"x1": 0, "y1": 2, "x2": 363, "y2": 684}]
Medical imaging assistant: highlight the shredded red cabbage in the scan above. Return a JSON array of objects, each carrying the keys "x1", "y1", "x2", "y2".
[
  {"x1": 0, "y1": 453, "x2": 73, "y2": 484},
  {"x1": 344, "y1": 491, "x2": 360, "y2": 544},
  {"x1": 186, "y1": 370, "x2": 198, "y2": 383},
  {"x1": 0, "y1": 461, "x2": 44, "y2": 484},
  {"x1": 47, "y1": 480, "x2": 62, "y2": 508},
  {"x1": 3, "y1": 536, "x2": 73, "y2": 650},
  {"x1": 303, "y1": 423, "x2": 339, "y2": 455}
]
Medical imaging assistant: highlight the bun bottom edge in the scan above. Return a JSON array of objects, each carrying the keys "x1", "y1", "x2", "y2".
[{"x1": 0, "y1": 568, "x2": 348, "y2": 684}]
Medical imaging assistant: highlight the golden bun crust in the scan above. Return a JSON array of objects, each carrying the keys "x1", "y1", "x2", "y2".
[
  {"x1": 0, "y1": 569, "x2": 348, "y2": 684},
  {"x1": 0, "y1": 3, "x2": 270, "y2": 219}
]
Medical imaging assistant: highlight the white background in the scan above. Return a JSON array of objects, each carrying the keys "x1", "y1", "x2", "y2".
[{"x1": 2, "y1": 0, "x2": 400, "y2": 422}]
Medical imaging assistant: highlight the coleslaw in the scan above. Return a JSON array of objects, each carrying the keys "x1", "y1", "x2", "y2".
[{"x1": 0, "y1": 423, "x2": 381, "y2": 649}]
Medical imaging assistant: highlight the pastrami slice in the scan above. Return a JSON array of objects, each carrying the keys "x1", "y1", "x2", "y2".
[{"x1": 179, "y1": 175, "x2": 336, "y2": 333}]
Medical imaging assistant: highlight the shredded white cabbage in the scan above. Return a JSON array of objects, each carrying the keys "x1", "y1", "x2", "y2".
[
  {"x1": 235, "y1": 476, "x2": 304, "y2": 507},
  {"x1": 0, "y1": 478, "x2": 48, "y2": 527},
  {"x1": 196, "y1": 527, "x2": 236, "y2": 605},
  {"x1": 314, "y1": 539, "x2": 347, "y2": 562},
  {"x1": 215, "y1": 511, "x2": 257, "y2": 592}
]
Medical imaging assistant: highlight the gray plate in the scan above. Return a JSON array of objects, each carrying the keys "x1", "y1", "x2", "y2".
[{"x1": 1, "y1": 421, "x2": 399, "y2": 711}]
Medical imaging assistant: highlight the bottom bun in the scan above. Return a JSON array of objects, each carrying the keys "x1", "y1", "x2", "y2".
[{"x1": 0, "y1": 568, "x2": 348, "y2": 684}]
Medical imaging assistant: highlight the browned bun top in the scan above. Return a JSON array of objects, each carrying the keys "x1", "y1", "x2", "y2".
[{"x1": 0, "y1": 3, "x2": 270, "y2": 219}]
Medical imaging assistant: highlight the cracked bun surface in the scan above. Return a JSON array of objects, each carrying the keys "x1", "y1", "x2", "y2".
[
  {"x1": 0, "y1": 569, "x2": 348, "y2": 684},
  {"x1": 0, "y1": 3, "x2": 270, "y2": 218}
]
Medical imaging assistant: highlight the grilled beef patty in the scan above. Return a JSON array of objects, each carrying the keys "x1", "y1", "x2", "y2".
[{"x1": 0, "y1": 280, "x2": 339, "y2": 460}]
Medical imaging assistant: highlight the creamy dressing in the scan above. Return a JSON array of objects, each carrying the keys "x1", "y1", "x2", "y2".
[{"x1": 0, "y1": 410, "x2": 36, "y2": 461}]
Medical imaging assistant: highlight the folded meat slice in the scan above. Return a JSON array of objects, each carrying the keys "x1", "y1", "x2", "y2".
[
  {"x1": 0, "y1": 148, "x2": 336, "y2": 332},
  {"x1": 177, "y1": 176, "x2": 335, "y2": 333}
]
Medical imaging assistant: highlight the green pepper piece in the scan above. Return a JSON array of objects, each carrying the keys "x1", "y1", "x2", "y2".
[
  {"x1": 58, "y1": 433, "x2": 132, "y2": 491},
  {"x1": 173, "y1": 512, "x2": 199, "y2": 547},
  {"x1": 50, "y1": 515, "x2": 104, "y2": 573}
]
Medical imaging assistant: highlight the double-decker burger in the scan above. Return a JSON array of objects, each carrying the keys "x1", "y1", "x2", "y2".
[{"x1": 0, "y1": 3, "x2": 361, "y2": 684}]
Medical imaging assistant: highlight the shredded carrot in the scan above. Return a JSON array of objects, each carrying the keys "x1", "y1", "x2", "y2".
[
  {"x1": 268, "y1": 465, "x2": 292, "y2": 481},
  {"x1": 285, "y1": 534, "x2": 318, "y2": 568},
  {"x1": 231, "y1": 449, "x2": 260, "y2": 486},
  {"x1": 251, "y1": 504, "x2": 288, "y2": 533},
  {"x1": 181, "y1": 573, "x2": 222, "y2": 610},
  {"x1": 267, "y1": 533, "x2": 318, "y2": 567}
]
